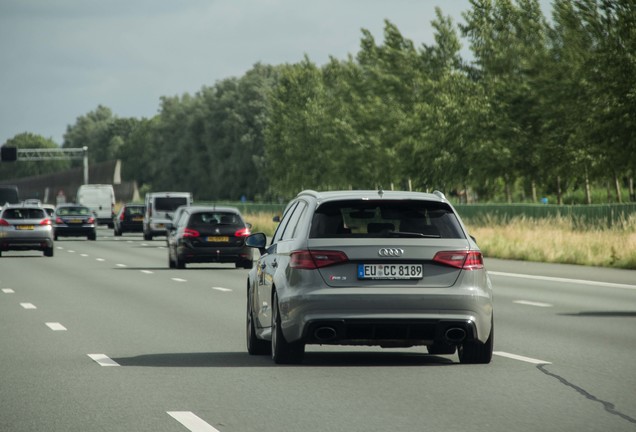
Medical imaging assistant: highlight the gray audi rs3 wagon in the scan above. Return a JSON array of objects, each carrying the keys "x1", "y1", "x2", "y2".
[{"x1": 245, "y1": 189, "x2": 494, "y2": 364}]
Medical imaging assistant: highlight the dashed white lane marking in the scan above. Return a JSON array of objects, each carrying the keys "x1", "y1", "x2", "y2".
[
  {"x1": 167, "y1": 412, "x2": 220, "y2": 432},
  {"x1": 46, "y1": 322, "x2": 67, "y2": 331},
  {"x1": 116, "y1": 263, "x2": 127, "y2": 267},
  {"x1": 494, "y1": 351, "x2": 551, "y2": 364},
  {"x1": 141, "y1": 270, "x2": 154, "y2": 274},
  {"x1": 20, "y1": 303, "x2": 37, "y2": 309},
  {"x1": 87, "y1": 354, "x2": 120, "y2": 367},
  {"x1": 96, "y1": 258, "x2": 105, "y2": 262},
  {"x1": 212, "y1": 287, "x2": 232, "y2": 292},
  {"x1": 2, "y1": 288, "x2": 15, "y2": 294},
  {"x1": 514, "y1": 300, "x2": 553, "y2": 308},
  {"x1": 489, "y1": 271, "x2": 636, "y2": 290},
  {"x1": 80, "y1": 254, "x2": 89, "y2": 257},
  {"x1": 68, "y1": 250, "x2": 76, "y2": 253},
  {"x1": 172, "y1": 278, "x2": 187, "y2": 283}
]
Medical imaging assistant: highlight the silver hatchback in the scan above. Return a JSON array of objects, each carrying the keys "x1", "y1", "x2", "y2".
[
  {"x1": 245, "y1": 190, "x2": 494, "y2": 364},
  {"x1": 0, "y1": 204, "x2": 54, "y2": 257}
]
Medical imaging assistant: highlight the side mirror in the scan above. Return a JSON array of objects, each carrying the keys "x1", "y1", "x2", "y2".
[
  {"x1": 273, "y1": 215, "x2": 281, "y2": 223},
  {"x1": 245, "y1": 232, "x2": 267, "y2": 254}
]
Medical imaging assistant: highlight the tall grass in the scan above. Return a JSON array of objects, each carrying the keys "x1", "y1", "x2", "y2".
[
  {"x1": 465, "y1": 214, "x2": 636, "y2": 269},
  {"x1": 243, "y1": 211, "x2": 636, "y2": 270}
]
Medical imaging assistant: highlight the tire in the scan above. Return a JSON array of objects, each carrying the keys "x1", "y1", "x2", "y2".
[
  {"x1": 458, "y1": 318, "x2": 494, "y2": 364},
  {"x1": 239, "y1": 259, "x2": 254, "y2": 270},
  {"x1": 247, "y1": 287, "x2": 271, "y2": 355},
  {"x1": 144, "y1": 232, "x2": 152, "y2": 241},
  {"x1": 114, "y1": 228, "x2": 122, "y2": 237},
  {"x1": 44, "y1": 247, "x2": 54, "y2": 257},
  {"x1": 88, "y1": 232, "x2": 96, "y2": 241},
  {"x1": 271, "y1": 291, "x2": 304, "y2": 364},
  {"x1": 168, "y1": 252, "x2": 176, "y2": 269},
  {"x1": 176, "y1": 254, "x2": 186, "y2": 269}
]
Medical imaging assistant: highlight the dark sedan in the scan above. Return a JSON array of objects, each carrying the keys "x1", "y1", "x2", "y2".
[
  {"x1": 167, "y1": 206, "x2": 253, "y2": 269},
  {"x1": 113, "y1": 204, "x2": 145, "y2": 236},
  {"x1": 54, "y1": 204, "x2": 97, "y2": 240}
]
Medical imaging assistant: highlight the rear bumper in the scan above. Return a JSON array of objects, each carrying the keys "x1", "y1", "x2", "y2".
[
  {"x1": 302, "y1": 318, "x2": 479, "y2": 347},
  {"x1": 0, "y1": 236, "x2": 54, "y2": 251},
  {"x1": 118, "y1": 222, "x2": 143, "y2": 232},
  {"x1": 178, "y1": 245, "x2": 252, "y2": 264},
  {"x1": 55, "y1": 226, "x2": 95, "y2": 237},
  {"x1": 277, "y1": 271, "x2": 493, "y2": 346}
]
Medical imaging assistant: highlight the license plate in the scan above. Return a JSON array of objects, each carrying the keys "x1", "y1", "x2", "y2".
[
  {"x1": 207, "y1": 236, "x2": 229, "y2": 242},
  {"x1": 358, "y1": 263, "x2": 423, "y2": 280},
  {"x1": 69, "y1": 219, "x2": 83, "y2": 223},
  {"x1": 16, "y1": 225, "x2": 35, "y2": 230}
]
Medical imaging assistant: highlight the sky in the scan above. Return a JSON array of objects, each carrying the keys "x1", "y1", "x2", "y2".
[{"x1": 0, "y1": 0, "x2": 552, "y2": 146}]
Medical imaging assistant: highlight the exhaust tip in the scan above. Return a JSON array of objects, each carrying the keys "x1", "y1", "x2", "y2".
[
  {"x1": 314, "y1": 326, "x2": 337, "y2": 342},
  {"x1": 445, "y1": 327, "x2": 467, "y2": 343}
]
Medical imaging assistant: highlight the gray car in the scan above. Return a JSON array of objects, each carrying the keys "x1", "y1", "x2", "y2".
[
  {"x1": 0, "y1": 204, "x2": 54, "y2": 257},
  {"x1": 245, "y1": 189, "x2": 494, "y2": 364}
]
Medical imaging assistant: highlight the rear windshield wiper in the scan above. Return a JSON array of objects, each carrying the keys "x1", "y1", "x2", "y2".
[{"x1": 383, "y1": 231, "x2": 441, "y2": 238}]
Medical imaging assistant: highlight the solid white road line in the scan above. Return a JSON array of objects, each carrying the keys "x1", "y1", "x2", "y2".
[
  {"x1": 514, "y1": 300, "x2": 553, "y2": 308},
  {"x1": 87, "y1": 354, "x2": 120, "y2": 367},
  {"x1": 2, "y1": 288, "x2": 15, "y2": 294},
  {"x1": 46, "y1": 322, "x2": 67, "y2": 331},
  {"x1": 20, "y1": 303, "x2": 37, "y2": 309},
  {"x1": 212, "y1": 287, "x2": 232, "y2": 292},
  {"x1": 167, "y1": 412, "x2": 220, "y2": 432},
  {"x1": 489, "y1": 271, "x2": 636, "y2": 290},
  {"x1": 494, "y1": 351, "x2": 551, "y2": 365}
]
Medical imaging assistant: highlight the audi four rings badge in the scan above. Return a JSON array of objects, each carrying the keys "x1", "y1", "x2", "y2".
[{"x1": 378, "y1": 248, "x2": 404, "y2": 257}]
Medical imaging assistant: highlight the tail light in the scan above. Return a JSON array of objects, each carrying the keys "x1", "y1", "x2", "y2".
[
  {"x1": 120, "y1": 210, "x2": 125, "y2": 221},
  {"x1": 433, "y1": 251, "x2": 484, "y2": 270},
  {"x1": 87, "y1": 217, "x2": 95, "y2": 224},
  {"x1": 55, "y1": 217, "x2": 64, "y2": 224},
  {"x1": 39, "y1": 219, "x2": 52, "y2": 226},
  {"x1": 234, "y1": 227, "x2": 251, "y2": 237},
  {"x1": 183, "y1": 227, "x2": 200, "y2": 238},
  {"x1": 290, "y1": 250, "x2": 349, "y2": 270},
  {"x1": 0, "y1": 219, "x2": 10, "y2": 226}
]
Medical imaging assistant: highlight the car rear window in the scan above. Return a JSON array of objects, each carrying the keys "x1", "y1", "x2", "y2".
[
  {"x1": 188, "y1": 212, "x2": 242, "y2": 228},
  {"x1": 309, "y1": 200, "x2": 465, "y2": 239},
  {"x1": 57, "y1": 207, "x2": 91, "y2": 216},
  {"x1": 2, "y1": 208, "x2": 45, "y2": 219},
  {"x1": 125, "y1": 206, "x2": 145, "y2": 216},
  {"x1": 155, "y1": 197, "x2": 188, "y2": 211}
]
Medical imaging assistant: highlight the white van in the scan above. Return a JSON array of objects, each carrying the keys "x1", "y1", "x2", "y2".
[
  {"x1": 76, "y1": 184, "x2": 116, "y2": 227},
  {"x1": 143, "y1": 192, "x2": 192, "y2": 240}
]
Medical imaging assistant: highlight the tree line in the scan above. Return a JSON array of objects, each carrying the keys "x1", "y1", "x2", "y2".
[{"x1": 2, "y1": 0, "x2": 634, "y2": 204}]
